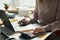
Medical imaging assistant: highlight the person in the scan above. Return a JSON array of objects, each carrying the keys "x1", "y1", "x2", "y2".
[{"x1": 18, "y1": 0, "x2": 60, "y2": 34}]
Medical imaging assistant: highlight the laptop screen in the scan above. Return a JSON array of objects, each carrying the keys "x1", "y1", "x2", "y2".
[{"x1": 0, "y1": 10, "x2": 15, "y2": 32}]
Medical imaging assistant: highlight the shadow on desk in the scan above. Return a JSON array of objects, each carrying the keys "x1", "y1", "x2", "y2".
[
  {"x1": 45, "y1": 30, "x2": 60, "y2": 40},
  {"x1": 54, "y1": 30, "x2": 60, "y2": 38}
]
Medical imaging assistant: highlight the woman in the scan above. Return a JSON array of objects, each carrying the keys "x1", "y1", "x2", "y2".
[
  {"x1": 32, "y1": 0, "x2": 60, "y2": 34},
  {"x1": 18, "y1": 0, "x2": 60, "y2": 34}
]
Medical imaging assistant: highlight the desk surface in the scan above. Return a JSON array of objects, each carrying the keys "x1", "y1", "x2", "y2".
[
  {"x1": 0, "y1": 13, "x2": 52, "y2": 40},
  {"x1": 8, "y1": 32, "x2": 51, "y2": 40},
  {"x1": 11, "y1": 23, "x2": 52, "y2": 40},
  {"x1": 11, "y1": 14, "x2": 52, "y2": 40}
]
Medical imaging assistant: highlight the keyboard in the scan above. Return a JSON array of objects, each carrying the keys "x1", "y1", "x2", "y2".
[{"x1": 0, "y1": 27, "x2": 14, "y2": 36}]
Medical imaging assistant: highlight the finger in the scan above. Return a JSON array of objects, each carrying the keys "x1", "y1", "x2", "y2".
[
  {"x1": 32, "y1": 28, "x2": 38, "y2": 34},
  {"x1": 39, "y1": 28, "x2": 45, "y2": 32},
  {"x1": 38, "y1": 28, "x2": 42, "y2": 32},
  {"x1": 18, "y1": 21, "x2": 21, "y2": 24}
]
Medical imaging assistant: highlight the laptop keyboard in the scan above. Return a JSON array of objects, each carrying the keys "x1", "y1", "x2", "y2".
[{"x1": 0, "y1": 27, "x2": 14, "y2": 36}]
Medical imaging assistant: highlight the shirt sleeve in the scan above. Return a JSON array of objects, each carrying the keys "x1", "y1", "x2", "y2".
[
  {"x1": 33, "y1": 0, "x2": 38, "y2": 20},
  {"x1": 45, "y1": 21, "x2": 60, "y2": 32},
  {"x1": 45, "y1": 0, "x2": 60, "y2": 32},
  {"x1": 29, "y1": 0, "x2": 39, "y2": 23}
]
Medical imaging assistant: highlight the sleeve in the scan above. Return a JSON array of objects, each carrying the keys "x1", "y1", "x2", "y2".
[
  {"x1": 45, "y1": 21, "x2": 60, "y2": 32},
  {"x1": 33, "y1": 0, "x2": 38, "y2": 20},
  {"x1": 29, "y1": 0, "x2": 39, "y2": 23},
  {"x1": 45, "y1": 0, "x2": 60, "y2": 32}
]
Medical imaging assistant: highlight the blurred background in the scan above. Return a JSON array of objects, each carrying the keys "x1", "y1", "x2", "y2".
[{"x1": 0, "y1": 0, "x2": 36, "y2": 16}]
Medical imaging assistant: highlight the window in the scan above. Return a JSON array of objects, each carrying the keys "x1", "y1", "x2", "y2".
[
  {"x1": 0, "y1": 0, "x2": 12, "y2": 10},
  {"x1": 0, "y1": 0, "x2": 36, "y2": 10},
  {"x1": 18, "y1": 0, "x2": 36, "y2": 8}
]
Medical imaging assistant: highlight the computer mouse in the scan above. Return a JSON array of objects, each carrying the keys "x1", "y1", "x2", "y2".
[{"x1": 19, "y1": 33, "x2": 31, "y2": 39}]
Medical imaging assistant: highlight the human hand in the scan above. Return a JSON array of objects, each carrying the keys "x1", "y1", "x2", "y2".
[
  {"x1": 18, "y1": 19, "x2": 29, "y2": 26},
  {"x1": 30, "y1": 18, "x2": 38, "y2": 24},
  {"x1": 32, "y1": 28, "x2": 45, "y2": 34}
]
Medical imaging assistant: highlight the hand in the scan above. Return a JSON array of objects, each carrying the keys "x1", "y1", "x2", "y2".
[
  {"x1": 18, "y1": 19, "x2": 29, "y2": 26},
  {"x1": 30, "y1": 18, "x2": 38, "y2": 24},
  {"x1": 32, "y1": 28, "x2": 45, "y2": 34}
]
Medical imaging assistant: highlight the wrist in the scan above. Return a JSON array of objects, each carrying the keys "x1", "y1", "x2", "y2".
[
  {"x1": 29, "y1": 19, "x2": 38, "y2": 24},
  {"x1": 44, "y1": 27, "x2": 51, "y2": 32}
]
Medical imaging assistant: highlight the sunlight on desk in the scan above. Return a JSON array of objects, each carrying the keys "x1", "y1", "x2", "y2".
[
  {"x1": 38, "y1": 32, "x2": 52, "y2": 40},
  {"x1": 0, "y1": 19, "x2": 18, "y2": 25},
  {"x1": 31, "y1": 32, "x2": 52, "y2": 40}
]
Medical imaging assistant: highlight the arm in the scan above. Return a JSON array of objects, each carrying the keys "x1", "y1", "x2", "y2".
[
  {"x1": 29, "y1": 0, "x2": 38, "y2": 23},
  {"x1": 32, "y1": 21, "x2": 60, "y2": 34},
  {"x1": 18, "y1": 0, "x2": 39, "y2": 25},
  {"x1": 45, "y1": 0, "x2": 60, "y2": 31},
  {"x1": 45, "y1": 21, "x2": 60, "y2": 32}
]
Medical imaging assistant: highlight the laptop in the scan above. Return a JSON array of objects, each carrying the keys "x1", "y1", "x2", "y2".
[{"x1": 0, "y1": 10, "x2": 15, "y2": 37}]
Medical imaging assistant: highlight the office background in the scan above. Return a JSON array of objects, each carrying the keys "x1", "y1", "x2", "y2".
[{"x1": 0, "y1": 0, "x2": 36, "y2": 10}]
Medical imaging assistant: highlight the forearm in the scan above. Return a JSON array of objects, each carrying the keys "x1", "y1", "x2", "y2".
[
  {"x1": 44, "y1": 21, "x2": 60, "y2": 32},
  {"x1": 29, "y1": 18, "x2": 38, "y2": 24}
]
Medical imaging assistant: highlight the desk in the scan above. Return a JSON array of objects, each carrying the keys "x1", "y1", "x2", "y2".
[
  {"x1": 0, "y1": 14, "x2": 52, "y2": 40},
  {"x1": 10, "y1": 15, "x2": 52, "y2": 40},
  {"x1": 8, "y1": 32, "x2": 51, "y2": 40}
]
